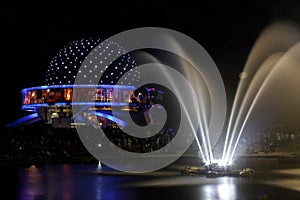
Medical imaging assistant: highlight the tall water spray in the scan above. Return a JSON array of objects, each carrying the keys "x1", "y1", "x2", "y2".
[{"x1": 222, "y1": 21, "x2": 300, "y2": 164}]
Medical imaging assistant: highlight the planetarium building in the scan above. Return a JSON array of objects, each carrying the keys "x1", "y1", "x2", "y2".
[{"x1": 9, "y1": 37, "x2": 154, "y2": 128}]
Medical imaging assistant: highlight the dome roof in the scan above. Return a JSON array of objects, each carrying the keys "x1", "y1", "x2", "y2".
[{"x1": 45, "y1": 37, "x2": 140, "y2": 86}]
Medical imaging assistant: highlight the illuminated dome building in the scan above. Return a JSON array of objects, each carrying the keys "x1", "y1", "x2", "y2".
[{"x1": 7, "y1": 37, "x2": 143, "y2": 128}]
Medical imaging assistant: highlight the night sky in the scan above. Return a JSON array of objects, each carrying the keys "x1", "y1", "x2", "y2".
[{"x1": 1, "y1": 1, "x2": 300, "y2": 127}]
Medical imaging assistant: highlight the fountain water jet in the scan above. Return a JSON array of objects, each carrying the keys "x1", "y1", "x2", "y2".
[
  {"x1": 131, "y1": 48, "x2": 217, "y2": 164},
  {"x1": 222, "y1": 21, "x2": 300, "y2": 164},
  {"x1": 226, "y1": 52, "x2": 284, "y2": 162}
]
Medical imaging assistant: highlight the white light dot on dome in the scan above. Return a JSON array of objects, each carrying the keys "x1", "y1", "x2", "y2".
[{"x1": 45, "y1": 37, "x2": 140, "y2": 86}]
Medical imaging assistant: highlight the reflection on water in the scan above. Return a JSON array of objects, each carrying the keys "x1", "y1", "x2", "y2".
[
  {"x1": 179, "y1": 177, "x2": 238, "y2": 200},
  {"x1": 17, "y1": 164, "x2": 119, "y2": 200},
  {"x1": 9, "y1": 163, "x2": 300, "y2": 200},
  {"x1": 19, "y1": 165, "x2": 43, "y2": 200},
  {"x1": 18, "y1": 164, "x2": 74, "y2": 200},
  {"x1": 217, "y1": 179, "x2": 237, "y2": 200}
]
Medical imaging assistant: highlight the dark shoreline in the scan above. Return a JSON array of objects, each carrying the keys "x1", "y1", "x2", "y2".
[
  {"x1": 0, "y1": 155, "x2": 98, "y2": 168},
  {"x1": 1, "y1": 153, "x2": 300, "y2": 170}
]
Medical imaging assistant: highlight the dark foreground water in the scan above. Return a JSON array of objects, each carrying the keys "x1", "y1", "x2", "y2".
[{"x1": 1, "y1": 157, "x2": 300, "y2": 200}]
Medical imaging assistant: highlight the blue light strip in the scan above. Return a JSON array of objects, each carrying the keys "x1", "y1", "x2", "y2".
[
  {"x1": 21, "y1": 102, "x2": 129, "y2": 111},
  {"x1": 22, "y1": 103, "x2": 48, "y2": 109},
  {"x1": 6, "y1": 113, "x2": 40, "y2": 127},
  {"x1": 21, "y1": 84, "x2": 136, "y2": 93}
]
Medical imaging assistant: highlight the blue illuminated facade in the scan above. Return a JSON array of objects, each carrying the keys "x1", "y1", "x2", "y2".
[{"x1": 20, "y1": 83, "x2": 135, "y2": 128}]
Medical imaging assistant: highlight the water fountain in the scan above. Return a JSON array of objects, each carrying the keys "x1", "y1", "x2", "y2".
[
  {"x1": 220, "y1": 21, "x2": 300, "y2": 165},
  {"x1": 183, "y1": 21, "x2": 300, "y2": 176}
]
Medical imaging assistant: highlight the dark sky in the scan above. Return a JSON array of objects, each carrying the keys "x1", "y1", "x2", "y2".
[{"x1": 1, "y1": 0, "x2": 300, "y2": 126}]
